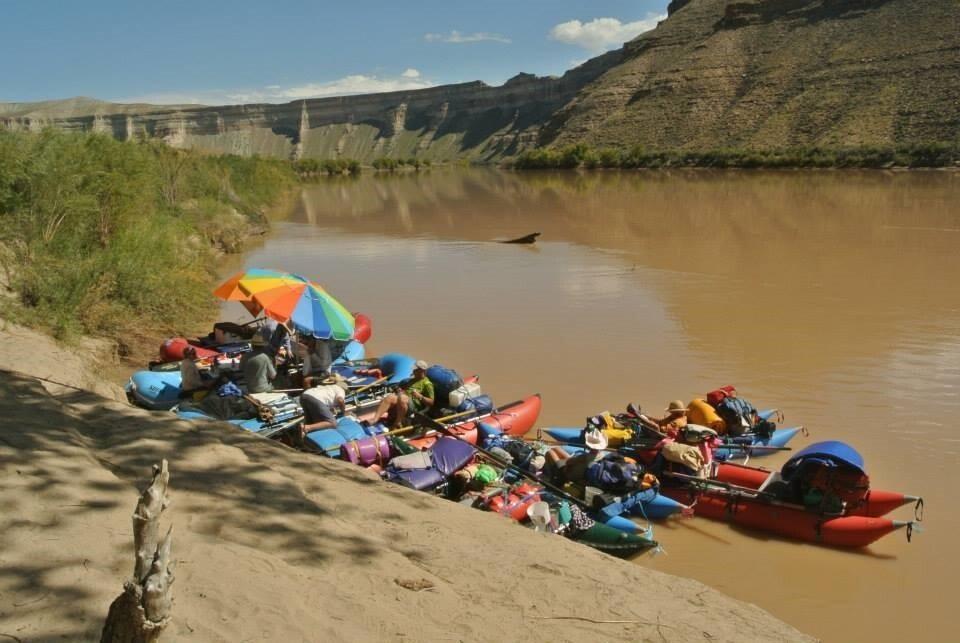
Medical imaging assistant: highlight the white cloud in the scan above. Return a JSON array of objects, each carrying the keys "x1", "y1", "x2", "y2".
[
  {"x1": 549, "y1": 15, "x2": 664, "y2": 52},
  {"x1": 424, "y1": 30, "x2": 511, "y2": 44},
  {"x1": 118, "y1": 72, "x2": 435, "y2": 106}
]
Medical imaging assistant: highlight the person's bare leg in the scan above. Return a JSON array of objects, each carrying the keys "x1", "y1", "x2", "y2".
[
  {"x1": 393, "y1": 393, "x2": 410, "y2": 428},
  {"x1": 374, "y1": 393, "x2": 398, "y2": 425}
]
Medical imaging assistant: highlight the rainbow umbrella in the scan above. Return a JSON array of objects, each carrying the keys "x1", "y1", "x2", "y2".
[{"x1": 213, "y1": 269, "x2": 355, "y2": 340}]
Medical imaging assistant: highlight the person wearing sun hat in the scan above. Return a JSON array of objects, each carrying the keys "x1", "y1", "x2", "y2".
[
  {"x1": 372, "y1": 359, "x2": 435, "y2": 428},
  {"x1": 638, "y1": 399, "x2": 688, "y2": 437},
  {"x1": 545, "y1": 427, "x2": 609, "y2": 485},
  {"x1": 240, "y1": 334, "x2": 277, "y2": 394}
]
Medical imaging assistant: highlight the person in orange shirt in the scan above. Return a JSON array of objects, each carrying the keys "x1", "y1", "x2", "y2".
[{"x1": 638, "y1": 400, "x2": 688, "y2": 438}]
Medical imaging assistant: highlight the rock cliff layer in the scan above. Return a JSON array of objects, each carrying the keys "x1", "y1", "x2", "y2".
[
  {"x1": 2, "y1": 0, "x2": 958, "y2": 158},
  {"x1": 543, "y1": 0, "x2": 960, "y2": 150},
  {"x1": 0, "y1": 53, "x2": 620, "y2": 162}
]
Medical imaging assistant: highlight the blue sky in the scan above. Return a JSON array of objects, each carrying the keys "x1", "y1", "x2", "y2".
[{"x1": 0, "y1": 0, "x2": 669, "y2": 104}]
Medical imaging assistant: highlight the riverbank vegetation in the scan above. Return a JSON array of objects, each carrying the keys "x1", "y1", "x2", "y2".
[
  {"x1": 292, "y1": 157, "x2": 361, "y2": 178},
  {"x1": 0, "y1": 129, "x2": 297, "y2": 353},
  {"x1": 511, "y1": 143, "x2": 960, "y2": 170}
]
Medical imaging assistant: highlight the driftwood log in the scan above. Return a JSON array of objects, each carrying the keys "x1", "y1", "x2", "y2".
[
  {"x1": 500, "y1": 232, "x2": 541, "y2": 244},
  {"x1": 101, "y1": 460, "x2": 174, "y2": 643}
]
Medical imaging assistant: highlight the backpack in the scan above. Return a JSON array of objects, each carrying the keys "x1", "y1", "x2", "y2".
[
  {"x1": 585, "y1": 455, "x2": 641, "y2": 492},
  {"x1": 484, "y1": 436, "x2": 536, "y2": 468},
  {"x1": 715, "y1": 396, "x2": 758, "y2": 437}
]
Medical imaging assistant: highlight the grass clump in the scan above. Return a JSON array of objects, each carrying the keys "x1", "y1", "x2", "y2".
[{"x1": 0, "y1": 129, "x2": 297, "y2": 353}]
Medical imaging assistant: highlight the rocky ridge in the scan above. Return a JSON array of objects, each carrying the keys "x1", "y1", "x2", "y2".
[
  {"x1": 543, "y1": 0, "x2": 960, "y2": 150},
  {"x1": 0, "y1": 52, "x2": 620, "y2": 163},
  {"x1": 2, "y1": 0, "x2": 958, "y2": 159}
]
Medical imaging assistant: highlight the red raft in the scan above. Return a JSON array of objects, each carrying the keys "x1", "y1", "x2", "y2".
[
  {"x1": 659, "y1": 441, "x2": 921, "y2": 548},
  {"x1": 406, "y1": 394, "x2": 541, "y2": 450},
  {"x1": 715, "y1": 462, "x2": 922, "y2": 519}
]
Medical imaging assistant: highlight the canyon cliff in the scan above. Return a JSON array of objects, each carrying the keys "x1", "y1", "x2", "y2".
[{"x1": 2, "y1": 0, "x2": 958, "y2": 159}]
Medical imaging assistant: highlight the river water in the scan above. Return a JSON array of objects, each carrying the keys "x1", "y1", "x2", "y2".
[{"x1": 226, "y1": 168, "x2": 959, "y2": 641}]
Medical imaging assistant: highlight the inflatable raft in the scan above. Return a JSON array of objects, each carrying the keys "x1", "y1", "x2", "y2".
[
  {"x1": 659, "y1": 441, "x2": 921, "y2": 548},
  {"x1": 543, "y1": 413, "x2": 802, "y2": 459},
  {"x1": 126, "y1": 339, "x2": 367, "y2": 411}
]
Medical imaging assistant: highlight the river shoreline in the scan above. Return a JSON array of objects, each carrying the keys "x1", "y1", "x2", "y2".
[{"x1": 0, "y1": 320, "x2": 813, "y2": 642}]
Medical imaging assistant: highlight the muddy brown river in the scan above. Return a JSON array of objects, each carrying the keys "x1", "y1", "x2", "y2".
[{"x1": 224, "y1": 168, "x2": 959, "y2": 642}]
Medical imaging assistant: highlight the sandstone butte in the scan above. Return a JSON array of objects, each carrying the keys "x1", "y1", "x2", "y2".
[
  {"x1": 2, "y1": 0, "x2": 958, "y2": 162},
  {"x1": 0, "y1": 323, "x2": 814, "y2": 641}
]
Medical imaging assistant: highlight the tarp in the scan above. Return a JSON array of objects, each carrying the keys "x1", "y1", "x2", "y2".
[{"x1": 781, "y1": 440, "x2": 866, "y2": 478}]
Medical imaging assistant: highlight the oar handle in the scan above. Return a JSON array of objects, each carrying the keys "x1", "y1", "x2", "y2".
[{"x1": 346, "y1": 375, "x2": 389, "y2": 398}]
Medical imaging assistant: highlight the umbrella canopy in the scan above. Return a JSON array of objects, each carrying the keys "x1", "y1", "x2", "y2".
[{"x1": 213, "y1": 269, "x2": 355, "y2": 340}]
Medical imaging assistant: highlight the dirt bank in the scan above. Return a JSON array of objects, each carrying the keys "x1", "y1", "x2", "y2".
[{"x1": 0, "y1": 323, "x2": 813, "y2": 642}]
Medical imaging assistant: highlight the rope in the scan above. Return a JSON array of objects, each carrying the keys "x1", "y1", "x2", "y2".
[{"x1": 0, "y1": 367, "x2": 98, "y2": 394}]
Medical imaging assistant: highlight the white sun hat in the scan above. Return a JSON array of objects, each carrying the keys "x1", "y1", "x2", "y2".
[{"x1": 584, "y1": 428, "x2": 608, "y2": 451}]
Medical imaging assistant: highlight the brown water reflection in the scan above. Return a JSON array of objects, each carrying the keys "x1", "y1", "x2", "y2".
[{"x1": 229, "y1": 168, "x2": 960, "y2": 642}]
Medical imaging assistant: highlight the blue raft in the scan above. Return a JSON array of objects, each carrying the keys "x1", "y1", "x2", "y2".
[
  {"x1": 543, "y1": 409, "x2": 801, "y2": 460},
  {"x1": 126, "y1": 340, "x2": 367, "y2": 411}
]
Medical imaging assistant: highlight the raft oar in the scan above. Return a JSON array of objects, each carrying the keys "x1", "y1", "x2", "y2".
[
  {"x1": 384, "y1": 409, "x2": 486, "y2": 437},
  {"x1": 719, "y1": 444, "x2": 792, "y2": 452},
  {"x1": 346, "y1": 375, "x2": 389, "y2": 399}
]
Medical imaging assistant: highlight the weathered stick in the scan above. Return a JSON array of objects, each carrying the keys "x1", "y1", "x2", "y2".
[
  {"x1": 133, "y1": 461, "x2": 170, "y2": 582},
  {"x1": 101, "y1": 460, "x2": 174, "y2": 643}
]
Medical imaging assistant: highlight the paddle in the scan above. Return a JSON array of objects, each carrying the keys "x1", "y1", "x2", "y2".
[
  {"x1": 346, "y1": 375, "x2": 389, "y2": 399},
  {"x1": 662, "y1": 470, "x2": 781, "y2": 502}
]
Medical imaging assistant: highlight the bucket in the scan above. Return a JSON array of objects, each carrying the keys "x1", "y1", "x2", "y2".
[
  {"x1": 527, "y1": 501, "x2": 552, "y2": 532},
  {"x1": 340, "y1": 435, "x2": 391, "y2": 467}
]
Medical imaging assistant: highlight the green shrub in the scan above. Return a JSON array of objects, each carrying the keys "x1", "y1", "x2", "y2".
[{"x1": 0, "y1": 129, "x2": 299, "y2": 348}]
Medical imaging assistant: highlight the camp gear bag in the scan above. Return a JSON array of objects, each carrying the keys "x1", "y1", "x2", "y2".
[
  {"x1": 716, "y1": 396, "x2": 758, "y2": 437},
  {"x1": 585, "y1": 456, "x2": 641, "y2": 492},
  {"x1": 687, "y1": 398, "x2": 726, "y2": 433},
  {"x1": 425, "y1": 365, "x2": 462, "y2": 403},
  {"x1": 706, "y1": 385, "x2": 737, "y2": 408}
]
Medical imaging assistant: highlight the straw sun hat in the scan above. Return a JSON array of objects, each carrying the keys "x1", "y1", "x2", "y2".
[
  {"x1": 665, "y1": 400, "x2": 687, "y2": 415},
  {"x1": 320, "y1": 373, "x2": 350, "y2": 391}
]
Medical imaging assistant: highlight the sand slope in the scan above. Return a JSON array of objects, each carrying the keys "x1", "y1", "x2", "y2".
[{"x1": 0, "y1": 325, "x2": 812, "y2": 642}]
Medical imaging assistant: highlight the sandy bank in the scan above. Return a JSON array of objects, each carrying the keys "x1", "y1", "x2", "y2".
[{"x1": 0, "y1": 323, "x2": 813, "y2": 642}]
